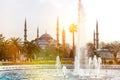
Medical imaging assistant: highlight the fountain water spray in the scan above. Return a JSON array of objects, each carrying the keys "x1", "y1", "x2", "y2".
[
  {"x1": 74, "y1": 1, "x2": 102, "y2": 78},
  {"x1": 88, "y1": 55, "x2": 102, "y2": 77},
  {"x1": 62, "y1": 66, "x2": 67, "y2": 78},
  {"x1": 55, "y1": 56, "x2": 61, "y2": 74},
  {"x1": 74, "y1": 0, "x2": 87, "y2": 75}
]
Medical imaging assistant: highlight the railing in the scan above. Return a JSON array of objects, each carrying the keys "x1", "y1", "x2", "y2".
[
  {"x1": 101, "y1": 65, "x2": 120, "y2": 69},
  {"x1": 0, "y1": 64, "x2": 56, "y2": 70},
  {"x1": 0, "y1": 63, "x2": 120, "y2": 70}
]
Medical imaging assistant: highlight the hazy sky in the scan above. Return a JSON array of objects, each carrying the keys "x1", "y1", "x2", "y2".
[{"x1": 0, "y1": 0, "x2": 120, "y2": 44}]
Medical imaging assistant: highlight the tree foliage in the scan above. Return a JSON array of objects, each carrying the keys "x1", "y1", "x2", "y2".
[
  {"x1": 87, "y1": 42, "x2": 95, "y2": 57},
  {"x1": 105, "y1": 41, "x2": 120, "y2": 63},
  {"x1": 69, "y1": 24, "x2": 77, "y2": 33},
  {"x1": 23, "y1": 40, "x2": 41, "y2": 60},
  {"x1": 0, "y1": 34, "x2": 71, "y2": 62}
]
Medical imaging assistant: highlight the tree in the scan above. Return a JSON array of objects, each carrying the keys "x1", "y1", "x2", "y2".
[
  {"x1": 69, "y1": 23, "x2": 77, "y2": 58},
  {"x1": 23, "y1": 40, "x2": 40, "y2": 60},
  {"x1": 0, "y1": 34, "x2": 5, "y2": 60},
  {"x1": 1, "y1": 40, "x2": 11, "y2": 60},
  {"x1": 44, "y1": 45, "x2": 58, "y2": 59},
  {"x1": 7, "y1": 37, "x2": 23, "y2": 62},
  {"x1": 87, "y1": 42, "x2": 95, "y2": 57},
  {"x1": 106, "y1": 41, "x2": 120, "y2": 63}
]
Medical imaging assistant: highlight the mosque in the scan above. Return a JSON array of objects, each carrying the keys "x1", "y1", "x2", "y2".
[
  {"x1": 23, "y1": 16, "x2": 120, "y2": 63},
  {"x1": 23, "y1": 16, "x2": 101, "y2": 59},
  {"x1": 23, "y1": 17, "x2": 67, "y2": 50},
  {"x1": 35, "y1": 32, "x2": 57, "y2": 49}
]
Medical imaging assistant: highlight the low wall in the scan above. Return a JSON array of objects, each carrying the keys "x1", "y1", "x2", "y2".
[
  {"x1": 0, "y1": 63, "x2": 120, "y2": 70},
  {"x1": 101, "y1": 65, "x2": 120, "y2": 69}
]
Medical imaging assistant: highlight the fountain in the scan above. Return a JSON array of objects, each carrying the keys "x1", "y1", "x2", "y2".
[
  {"x1": 73, "y1": 0, "x2": 103, "y2": 79},
  {"x1": 73, "y1": 0, "x2": 87, "y2": 75},
  {"x1": 62, "y1": 66, "x2": 67, "y2": 78},
  {"x1": 56, "y1": 56, "x2": 61, "y2": 67},
  {"x1": 1, "y1": 0, "x2": 120, "y2": 80},
  {"x1": 55, "y1": 56, "x2": 61, "y2": 74},
  {"x1": 88, "y1": 55, "x2": 102, "y2": 78}
]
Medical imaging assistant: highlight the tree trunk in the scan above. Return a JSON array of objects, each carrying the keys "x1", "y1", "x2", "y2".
[
  {"x1": 114, "y1": 53, "x2": 117, "y2": 64},
  {"x1": 72, "y1": 32, "x2": 75, "y2": 57}
]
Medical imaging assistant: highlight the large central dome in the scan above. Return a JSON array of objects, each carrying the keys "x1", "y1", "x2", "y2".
[
  {"x1": 35, "y1": 32, "x2": 56, "y2": 49},
  {"x1": 39, "y1": 33, "x2": 53, "y2": 41}
]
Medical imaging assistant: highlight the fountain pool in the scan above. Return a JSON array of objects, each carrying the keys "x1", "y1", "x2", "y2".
[
  {"x1": 0, "y1": 65, "x2": 120, "y2": 80},
  {"x1": 0, "y1": 0, "x2": 119, "y2": 80}
]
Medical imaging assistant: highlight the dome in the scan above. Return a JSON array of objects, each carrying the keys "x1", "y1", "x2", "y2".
[{"x1": 39, "y1": 33, "x2": 52, "y2": 40}]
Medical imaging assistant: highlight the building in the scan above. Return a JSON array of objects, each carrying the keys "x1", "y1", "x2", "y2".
[
  {"x1": 35, "y1": 32, "x2": 57, "y2": 49},
  {"x1": 24, "y1": 18, "x2": 71, "y2": 58},
  {"x1": 97, "y1": 49, "x2": 120, "y2": 64}
]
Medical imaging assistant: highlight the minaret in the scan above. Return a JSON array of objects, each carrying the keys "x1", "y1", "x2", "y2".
[
  {"x1": 56, "y1": 17, "x2": 59, "y2": 47},
  {"x1": 93, "y1": 30, "x2": 96, "y2": 47},
  {"x1": 24, "y1": 18, "x2": 27, "y2": 43},
  {"x1": 37, "y1": 27, "x2": 39, "y2": 38},
  {"x1": 96, "y1": 19, "x2": 99, "y2": 49},
  {"x1": 62, "y1": 27, "x2": 65, "y2": 47}
]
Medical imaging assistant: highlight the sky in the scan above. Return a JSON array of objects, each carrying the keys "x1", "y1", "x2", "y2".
[{"x1": 0, "y1": 0, "x2": 120, "y2": 44}]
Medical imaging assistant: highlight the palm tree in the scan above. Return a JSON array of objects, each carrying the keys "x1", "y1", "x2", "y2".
[
  {"x1": 1, "y1": 40, "x2": 10, "y2": 60},
  {"x1": 23, "y1": 40, "x2": 40, "y2": 60},
  {"x1": 69, "y1": 24, "x2": 77, "y2": 57},
  {"x1": 0, "y1": 34, "x2": 5, "y2": 60},
  {"x1": 7, "y1": 37, "x2": 23, "y2": 62},
  {"x1": 0, "y1": 36, "x2": 15, "y2": 60}
]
